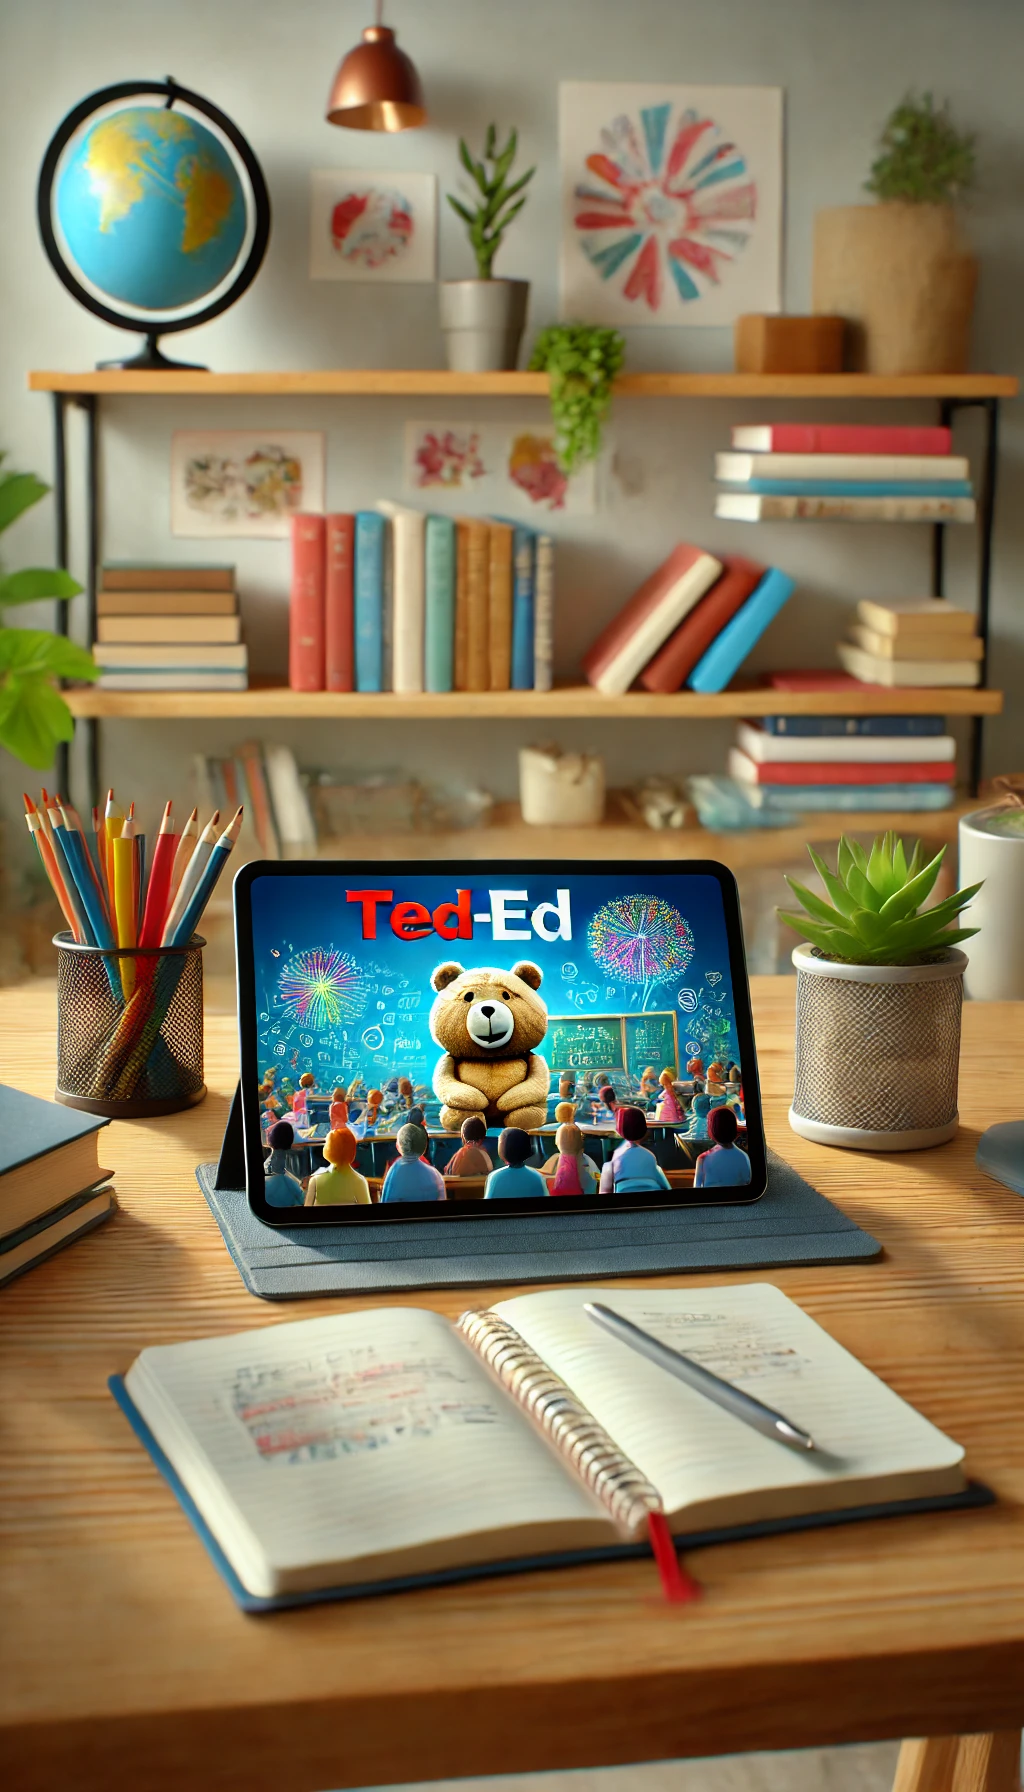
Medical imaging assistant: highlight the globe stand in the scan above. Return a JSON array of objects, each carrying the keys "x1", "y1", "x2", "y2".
[
  {"x1": 97, "y1": 333, "x2": 207, "y2": 373},
  {"x1": 37, "y1": 77, "x2": 271, "y2": 374}
]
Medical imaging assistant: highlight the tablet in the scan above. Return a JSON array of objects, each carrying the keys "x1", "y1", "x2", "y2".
[{"x1": 234, "y1": 860, "x2": 767, "y2": 1224}]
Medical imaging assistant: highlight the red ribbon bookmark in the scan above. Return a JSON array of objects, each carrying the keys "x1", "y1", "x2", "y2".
[{"x1": 648, "y1": 1510, "x2": 702, "y2": 1604}]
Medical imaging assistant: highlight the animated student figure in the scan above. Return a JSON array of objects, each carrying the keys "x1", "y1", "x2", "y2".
[
  {"x1": 548, "y1": 1123, "x2": 599, "y2": 1196},
  {"x1": 380, "y1": 1124, "x2": 447, "y2": 1202},
  {"x1": 596, "y1": 1083, "x2": 619, "y2": 1126},
  {"x1": 329, "y1": 1087, "x2": 349, "y2": 1129},
  {"x1": 655, "y1": 1068, "x2": 682, "y2": 1123},
  {"x1": 305, "y1": 1128, "x2": 372, "y2": 1206},
  {"x1": 639, "y1": 1065, "x2": 659, "y2": 1103},
  {"x1": 599, "y1": 1107, "x2": 671, "y2": 1196},
  {"x1": 292, "y1": 1071, "x2": 316, "y2": 1118},
  {"x1": 540, "y1": 1101, "x2": 582, "y2": 1174},
  {"x1": 446, "y1": 1115, "x2": 493, "y2": 1178},
  {"x1": 263, "y1": 1121, "x2": 305, "y2": 1208},
  {"x1": 694, "y1": 1103, "x2": 752, "y2": 1189},
  {"x1": 484, "y1": 1128, "x2": 550, "y2": 1199}
]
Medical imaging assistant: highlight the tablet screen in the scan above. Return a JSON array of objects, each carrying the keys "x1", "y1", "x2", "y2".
[{"x1": 236, "y1": 861, "x2": 765, "y2": 1220}]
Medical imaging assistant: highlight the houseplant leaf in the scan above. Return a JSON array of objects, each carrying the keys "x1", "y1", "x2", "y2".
[
  {"x1": 0, "y1": 471, "x2": 49, "y2": 534},
  {"x1": 0, "y1": 567, "x2": 83, "y2": 607},
  {"x1": 0, "y1": 672, "x2": 75, "y2": 769}
]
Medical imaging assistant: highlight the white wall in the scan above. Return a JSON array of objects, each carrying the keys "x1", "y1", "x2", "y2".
[{"x1": 2, "y1": 0, "x2": 1022, "y2": 874}]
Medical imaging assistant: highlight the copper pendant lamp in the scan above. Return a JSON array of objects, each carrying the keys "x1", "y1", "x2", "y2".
[{"x1": 325, "y1": 2, "x2": 426, "y2": 131}]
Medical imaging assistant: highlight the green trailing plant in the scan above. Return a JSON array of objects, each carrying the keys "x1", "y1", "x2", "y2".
[
  {"x1": 447, "y1": 125, "x2": 535, "y2": 279},
  {"x1": 528, "y1": 323, "x2": 625, "y2": 474},
  {"x1": 778, "y1": 832, "x2": 981, "y2": 967},
  {"x1": 865, "y1": 92, "x2": 976, "y2": 205},
  {"x1": 0, "y1": 457, "x2": 95, "y2": 770}
]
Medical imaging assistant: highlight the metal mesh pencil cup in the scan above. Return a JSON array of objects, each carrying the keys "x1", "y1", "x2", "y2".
[{"x1": 54, "y1": 931, "x2": 207, "y2": 1117}]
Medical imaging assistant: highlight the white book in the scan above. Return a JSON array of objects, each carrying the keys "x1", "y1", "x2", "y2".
[
  {"x1": 533, "y1": 532, "x2": 554, "y2": 692},
  {"x1": 377, "y1": 503, "x2": 425, "y2": 694},
  {"x1": 838, "y1": 643, "x2": 982, "y2": 688},
  {"x1": 856, "y1": 599, "x2": 976, "y2": 637},
  {"x1": 849, "y1": 624, "x2": 984, "y2": 662},
  {"x1": 716, "y1": 452, "x2": 969, "y2": 483},
  {"x1": 122, "y1": 1284, "x2": 965, "y2": 1601},
  {"x1": 591, "y1": 552, "x2": 722, "y2": 696},
  {"x1": 94, "y1": 643, "x2": 248, "y2": 669},
  {"x1": 263, "y1": 743, "x2": 317, "y2": 851},
  {"x1": 96, "y1": 672, "x2": 249, "y2": 690},
  {"x1": 716, "y1": 493, "x2": 977, "y2": 525},
  {"x1": 735, "y1": 722, "x2": 956, "y2": 765}
]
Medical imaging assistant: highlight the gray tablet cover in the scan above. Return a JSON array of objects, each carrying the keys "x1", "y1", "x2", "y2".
[{"x1": 195, "y1": 1149, "x2": 880, "y2": 1299}]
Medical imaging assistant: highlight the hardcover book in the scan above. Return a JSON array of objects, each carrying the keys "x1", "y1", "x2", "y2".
[
  {"x1": 354, "y1": 512, "x2": 386, "y2": 693},
  {"x1": 730, "y1": 424, "x2": 953, "y2": 456},
  {"x1": 0, "y1": 1084, "x2": 111, "y2": 1242},
  {"x1": 716, "y1": 452, "x2": 969, "y2": 484},
  {"x1": 856, "y1": 599, "x2": 976, "y2": 638},
  {"x1": 735, "y1": 722, "x2": 955, "y2": 763},
  {"x1": 717, "y1": 494, "x2": 977, "y2": 524},
  {"x1": 378, "y1": 504, "x2": 426, "y2": 695},
  {"x1": 686, "y1": 569, "x2": 795, "y2": 694},
  {"x1": 325, "y1": 514, "x2": 355, "y2": 693},
  {"x1": 424, "y1": 515, "x2": 456, "y2": 694},
  {"x1": 640, "y1": 556, "x2": 765, "y2": 694},
  {"x1": 837, "y1": 644, "x2": 982, "y2": 688},
  {"x1": 101, "y1": 564, "x2": 235, "y2": 592},
  {"x1": 759, "y1": 713, "x2": 946, "y2": 738},
  {"x1": 738, "y1": 782, "x2": 955, "y2": 813},
  {"x1": 533, "y1": 533, "x2": 555, "y2": 693},
  {"x1": 288, "y1": 514, "x2": 326, "y2": 693},
  {"x1": 487, "y1": 521, "x2": 514, "y2": 692},
  {"x1": 728, "y1": 748, "x2": 955, "y2": 787},
  {"x1": 848, "y1": 625, "x2": 983, "y2": 663},
  {"x1": 582, "y1": 545, "x2": 723, "y2": 696}
]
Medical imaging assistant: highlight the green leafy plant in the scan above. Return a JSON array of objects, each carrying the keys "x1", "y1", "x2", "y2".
[
  {"x1": 447, "y1": 125, "x2": 535, "y2": 279},
  {"x1": 865, "y1": 92, "x2": 976, "y2": 205},
  {"x1": 778, "y1": 831, "x2": 981, "y2": 966},
  {"x1": 528, "y1": 323, "x2": 625, "y2": 473},
  {"x1": 0, "y1": 457, "x2": 95, "y2": 770}
]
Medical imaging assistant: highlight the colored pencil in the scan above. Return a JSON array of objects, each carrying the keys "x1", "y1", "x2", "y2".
[
  {"x1": 113, "y1": 811, "x2": 139, "y2": 998},
  {"x1": 61, "y1": 798, "x2": 111, "y2": 928},
  {"x1": 103, "y1": 789, "x2": 124, "y2": 907},
  {"x1": 58, "y1": 807, "x2": 117, "y2": 953},
  {"x1": 24, "y1": 794, "x2": 79, "y2": 937},
  {"x1": 139, "y1": 801, "x2": 176, "y2": 948},
  {"x1": 167, "y1": 807, "x2": 243, "y2": 946},
  {"x1": 160, "y1": 810, "x2": 219, "y2": 945}
]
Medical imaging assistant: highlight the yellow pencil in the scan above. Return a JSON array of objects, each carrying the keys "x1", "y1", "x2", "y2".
[
  {"x1": 112, "y1": 813, "x2": 138, "y2": 998},
  {"x1": 104, "y1": 787, "x2": 124, "y2": 908}
]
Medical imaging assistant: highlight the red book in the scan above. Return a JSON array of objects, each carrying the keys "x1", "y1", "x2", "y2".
[
  {"x1": 289, "y1": 514, "x2": 326, "y2": 693},
  {"x1": 582, "y1": 543, "x2": 722, "y2": 695},
  {"x1": 640, "y1": 555, "x2": 766, "y2": 693},
  {"x1": 765, "y1": 670, "x2": 887, "y2": 692},
  {"x1": 731, "y1": 424, "x2": 952, "y2": 456},
  {"x1": 729, "y1": 750, "x2": 955, "y2": 787},
  {"x1": 324, "y1": 514, "x2": 355, "y2": 693}
]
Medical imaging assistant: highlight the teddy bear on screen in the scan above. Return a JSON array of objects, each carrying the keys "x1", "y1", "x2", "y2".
[{"x1": 429, "y1": 960, "x2": 550, "y2": 1133}]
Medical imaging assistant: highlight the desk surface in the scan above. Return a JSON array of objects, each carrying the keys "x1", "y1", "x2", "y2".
[{"x1": 1, "y1": 979, "x2": 1022, "y2": 1792}]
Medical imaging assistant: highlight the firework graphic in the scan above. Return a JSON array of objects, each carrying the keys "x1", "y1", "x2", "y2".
[
  {"x1": 588, "y1": 894, "x2": 694, "y2": 1008},
  {"x1": 571, "y1": 101, "x2": 758, "y2": 313},
  {"x1": 278, "y1": 949, "x2": 368, "y2": 1031}
]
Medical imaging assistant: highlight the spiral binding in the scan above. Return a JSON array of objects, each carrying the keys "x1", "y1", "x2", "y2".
[{"x1": 458, "y1": 1309, "x2": 662, "y2": 1539}]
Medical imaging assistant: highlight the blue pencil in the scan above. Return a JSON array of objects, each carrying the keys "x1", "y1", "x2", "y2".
[
  {"x1": 50, "y1": 808, "x2": 124, "y2": 1003},
  {"x1": 167, "y1": 807, "x2": 243, "y2": 948},
  {"x1": 46, "y1": 815, "x2": 96, "y2": 946}
]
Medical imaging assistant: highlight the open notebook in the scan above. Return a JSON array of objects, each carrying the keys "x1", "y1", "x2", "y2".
[{"x1": 113, "y1": 1283, "x2": 978, "y2": 1610}]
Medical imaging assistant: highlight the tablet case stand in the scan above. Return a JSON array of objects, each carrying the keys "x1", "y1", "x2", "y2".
[{"x1": 201, "y1": 1087, "x2": 882, "y2": 1300}]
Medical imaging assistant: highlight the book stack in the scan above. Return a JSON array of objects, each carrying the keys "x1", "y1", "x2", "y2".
[
  {"x1": 289, "y1": 510, "x2": 554, "y2": 695},
  {"x1": 837, "y1": 599, "x2": 982, "y2": 689},
  {"x1": 583, "y1": 544, "x2": 795, "y2": 696},
  {"x1": 0, "y1": 1085, "x2": 114, "y2": 1289},
  {"x1": 713, "y1": 422, "x2": 976, "y2": 524},
  {"x1": 725, "y1": 713, "x2": 957, "y2": 817},
  {"x1": 94, "y1": 565, "x2": 247, "y2": 691},
  {"x1": 192, "y1": 742, "x2": 316, "y2": 861}
]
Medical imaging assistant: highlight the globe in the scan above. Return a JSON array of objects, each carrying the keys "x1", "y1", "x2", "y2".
[{"x1": 55, "y1": 106, "x2": 248, "y2": 312}]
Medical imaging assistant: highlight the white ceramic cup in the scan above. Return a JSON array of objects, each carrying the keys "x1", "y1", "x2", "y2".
[{"x1": 958, "y1": 805, "x2": 1024, "y2": 1001}]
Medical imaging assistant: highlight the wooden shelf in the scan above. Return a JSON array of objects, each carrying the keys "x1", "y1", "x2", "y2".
[
  {"x1": 28, "y1": 369, "x2": 1019, "y2": 398},
  {"x1": 63, "y1": 678, "x2": 1004, "y2": 721}
]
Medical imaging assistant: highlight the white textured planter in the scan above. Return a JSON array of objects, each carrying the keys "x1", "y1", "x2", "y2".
[
  {"x1": 789, "y1": 944, "x2": 967, "y2": 1151},
  {"x1": 959, "y1": 806, "x2": 1024, "y2": 1001},
  {"x1": 439, "y1": 278, "x2": 529, "y2": 372}
]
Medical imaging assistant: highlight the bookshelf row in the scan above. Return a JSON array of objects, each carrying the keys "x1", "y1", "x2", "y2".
[
  {"x1": 29, "y1": 370, "x2": 1019, "y2": 399},
  {"x1": 64, "y1": 680, "x2": 1004, "y2": 721}
]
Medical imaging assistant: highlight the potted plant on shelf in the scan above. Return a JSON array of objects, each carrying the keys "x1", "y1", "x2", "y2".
[
  {"x1": 812, "y1": 91, "x2": 977, "y2": 374},
  {"x1": 441, "y1": 125, "x2": 535, "y2": 372},
  {"x1": 0, "y1": 457, "x2": 95, "y2": 769},
  {"x1": 779, "y1": 832, "x2": 981, "y2": 1151},
  {"x1": 528, "y1": 323, "x2": 625, "y2": 472}
]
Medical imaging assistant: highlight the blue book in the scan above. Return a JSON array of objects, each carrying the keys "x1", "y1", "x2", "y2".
[
  {"x1": 687, "y1": 568, "x2": 796, "y2": 694},
  {"x1": 423, "y1": 515, "x2": 456, "y2": 693},
  {"x1": 733, "y1": 479, "x2": 973, "y2": 499},
  {"x1": 354, "y1": 511, "x2": 385, "y2": 693},
  {"x1": 745, "y1": 782, "x2": 954, "y2": 814},
  {"x1": 761, "y1": 715, "x2": 946, "y2": 738}
]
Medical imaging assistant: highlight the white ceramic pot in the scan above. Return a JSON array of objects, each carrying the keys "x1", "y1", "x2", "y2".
[
  {"x1": 789, "y1": 943, "x2": 968, "y2": 1151},
  {"x1": 959, "y1": 806, "x2": 1024, "y2": 1001},
  {"x1": 519, "y1": 744, "x2": 605, "y2": 827},
  {"x1": 439, "y1": 279, "x2": 529, "y2": 372}
]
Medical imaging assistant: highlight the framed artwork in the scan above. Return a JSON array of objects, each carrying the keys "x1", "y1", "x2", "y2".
[
  {"x1": 403, "y1": 420, "x2": 597, "y2": 516},
  {"x1": 309, "y1": 170, "x2": 437, "y2": 282},
  {"x1": 559, "y1": 82, "x2": 783, "y2": 326},
  {"x1": 171, "y1": 431, "x2": 325, "y2": 538}
]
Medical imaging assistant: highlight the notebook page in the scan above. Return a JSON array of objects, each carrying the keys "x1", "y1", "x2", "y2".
[
  {"x1": 127, "y1": 1306, "x2": 611, "y2": 1596},
  {"x1": 492, "y1": 1285, "x2": 965, "y2": 1524}
]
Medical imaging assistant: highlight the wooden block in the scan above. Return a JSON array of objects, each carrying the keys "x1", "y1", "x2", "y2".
[{"x1": 735, "y1": 314, "x2": 846, "y2": 374}]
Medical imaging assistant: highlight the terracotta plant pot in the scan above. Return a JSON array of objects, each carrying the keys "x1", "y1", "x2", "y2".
[
  {"x1": 788, "y1": 943, "x2": 967, "y2": 1151},
  {"x1": 812, "y1": 203, "x2": 977, "y2": 374},
  {"x1": 439, "y1": 279, "x2": 529, "y2": 373}
]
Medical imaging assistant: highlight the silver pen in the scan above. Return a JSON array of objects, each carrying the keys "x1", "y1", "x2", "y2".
[{"x1": 583, "y1": 1301, "x2": 817, "y2": 1452}]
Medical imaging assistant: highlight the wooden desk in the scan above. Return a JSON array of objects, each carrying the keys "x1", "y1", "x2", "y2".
[{"x1": 2, "y1": 979, "x2": 1022, "y2": 1792}]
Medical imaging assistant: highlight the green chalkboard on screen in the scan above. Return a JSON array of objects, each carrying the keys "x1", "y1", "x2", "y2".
[
  {"x1": 544, "y1": 1015, "x2": 623, "y2": 1074},
  {"x1": 624, "y1": 1011, "x2": 679, "y2": 1080}
]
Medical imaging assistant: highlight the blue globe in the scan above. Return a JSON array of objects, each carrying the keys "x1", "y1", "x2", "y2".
[{"x1": 55, "y1": 106, "x2": 247, "y2": 312}]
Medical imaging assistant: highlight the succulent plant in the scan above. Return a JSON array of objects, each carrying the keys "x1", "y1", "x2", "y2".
[{"x1": 778, "y1": 832, "x2": 981, "y2": 966}]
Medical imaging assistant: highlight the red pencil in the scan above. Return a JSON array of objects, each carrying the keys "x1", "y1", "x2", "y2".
[{"x1": 139, "y1": 800, "x2": 177, "y2": 947}]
